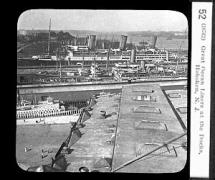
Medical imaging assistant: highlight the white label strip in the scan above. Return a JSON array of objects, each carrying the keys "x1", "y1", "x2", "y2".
[{"x1": 190, "y1": 2, "x2": 212, "y2": 178}]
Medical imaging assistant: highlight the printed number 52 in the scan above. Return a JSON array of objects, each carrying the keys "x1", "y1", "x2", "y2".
[{"x1": 199, "y1": 9, "x2": 206, "y2": 19}]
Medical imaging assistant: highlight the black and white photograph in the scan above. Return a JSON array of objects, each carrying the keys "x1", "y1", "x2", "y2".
[{"x1": 16, "y1": 9, "x2": 188, "y2": 173}]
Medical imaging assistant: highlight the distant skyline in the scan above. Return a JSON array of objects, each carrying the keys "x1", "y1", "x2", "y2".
[{"x1": 18, "y1": 10, "x2": 188, "y2": 32}]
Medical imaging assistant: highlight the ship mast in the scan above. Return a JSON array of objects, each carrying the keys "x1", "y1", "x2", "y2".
[
  {"x1": 176, "y1": 27, "x2": 187, "y2": 74},
  {"x1": 106, "y1": 35, "x2": 114, "y2": 72},
  {"x1": 48, "y1": 18, "x2": 51, "y2": 56},
  {"x1": 76, "y1": 34, "x2": 79, "y2": 46}
]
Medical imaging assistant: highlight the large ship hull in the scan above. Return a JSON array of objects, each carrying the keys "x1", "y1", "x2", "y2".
[
  {"x1": 17, "y1": 58, "x2": 61, "y2": 67},
  {"x1": 17, "y1": 58, "x2": 183, "y2": 68},
  {"x1": 17, "y1": 58, "x2": 127, "y2": 67}
]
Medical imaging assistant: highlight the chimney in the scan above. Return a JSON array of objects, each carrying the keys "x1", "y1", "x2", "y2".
[
  {"x1": 88, "y1": 35, "x2": 96, "y2": 50},
  {"x1": 119, "y1": 35, "x2": 127, "y2": 50}
]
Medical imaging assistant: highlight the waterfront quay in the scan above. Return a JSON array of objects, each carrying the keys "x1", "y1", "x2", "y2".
[{"x1": 17, "y1": 79, "x2": 187, "y2": 102}]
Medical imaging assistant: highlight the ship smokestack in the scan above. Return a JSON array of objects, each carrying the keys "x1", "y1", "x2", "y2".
[
  {"x1": 102, "y1": 41, "x2": 105, "y2": 49},
  {"x1": 119, "y1": 35, "x2": 127, "y2": 51},
  {"x1": 88, "y1": 35, "x2": 96, "y2": 50},
  {"x1": 47, "y1": 18, "x2": 51, "y2": 55},
  {"x1": 130, "y1": 49, "x2": 136, "y2": 63},
  {"x1": 151, "y1": 35, "x2": 157, "y2": 49},
  {"x1": 74, "y1": 37, "x2": 77, "y2": 46}
]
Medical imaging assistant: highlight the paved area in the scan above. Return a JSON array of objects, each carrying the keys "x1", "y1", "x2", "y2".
[
  {"x1": 17, "y1": 115, "x2": 79, "y2": 125},
  {"x1": 16, "y1": 124, "x2": 72, "y2": 167}
]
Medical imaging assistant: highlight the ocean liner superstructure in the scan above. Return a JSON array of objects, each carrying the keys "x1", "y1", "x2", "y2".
[
  {"x1": 64, "y1": 37, "x2": 170, "y2": 66},
  {"x1": 17, "y1": 31, "x2": 187, "y2": 68}
]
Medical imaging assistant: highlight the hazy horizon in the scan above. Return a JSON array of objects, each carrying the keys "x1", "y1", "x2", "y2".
[
  {"x1": 18, "y1": 10, "x2": 188, "y2": 32},
  {"x1": 17, "y1": 29, "x2": 186, "y2": 33}
]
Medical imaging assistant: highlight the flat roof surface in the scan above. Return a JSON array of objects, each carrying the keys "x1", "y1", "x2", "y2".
[
  {"x1": 111, "y1": 84, "x2": 187, "y2": 173},
  {"x1": 165, "y1": 89, "x2": 187, "y2": 129},
  {"x1": 65, "y1": 93, "x2": 120, "y2": 172}
]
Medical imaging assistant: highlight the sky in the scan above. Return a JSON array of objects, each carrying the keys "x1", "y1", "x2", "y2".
[{"x1": 17, "y1": 10, "x2": 188, "y2": 32}]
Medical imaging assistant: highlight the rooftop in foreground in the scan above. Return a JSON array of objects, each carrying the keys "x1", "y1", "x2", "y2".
[
  {"x1": 111, "y1": 84, "x2": 187, "y2": 173},
  {"x1": 16, "y1": 83, "x2": 187, "y2": 172}
]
